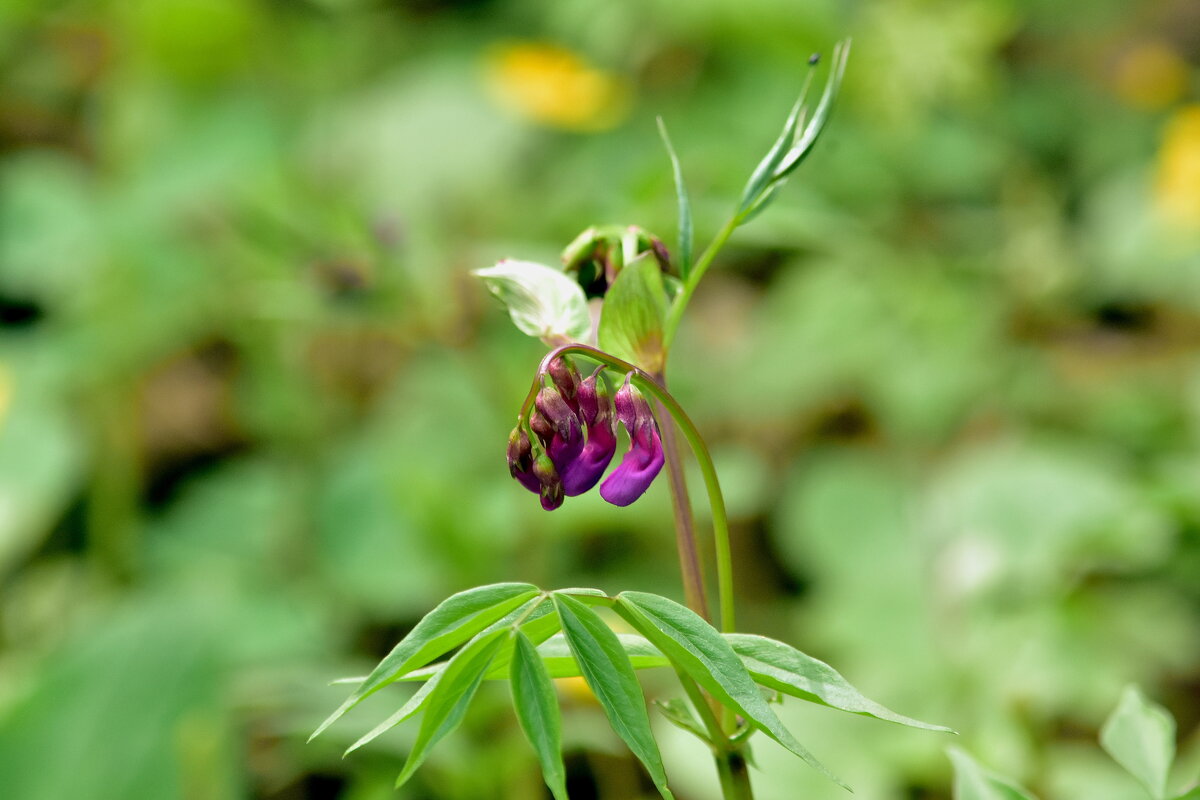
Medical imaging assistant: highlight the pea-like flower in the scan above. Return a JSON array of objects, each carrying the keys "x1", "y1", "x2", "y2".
[
  {"x1": 508, "y1": 358, "x2": 664, "y2": 509},
  {"x1": 560, "y1": 367, "x2": 617, "y2": 496},
  {"x1": 598, "y1": 377, "x2": 665, "y2": 507}
]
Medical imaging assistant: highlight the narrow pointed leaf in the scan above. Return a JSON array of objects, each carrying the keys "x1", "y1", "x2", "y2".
[
  {"x1": 401, "y1": 597, "x2": 559, "y2": 683},
  {"x1": 408, "y1": 633, "x2": 666, "y2": 682},
  {"x1": 737, "y1": 92, "x2": 808, "y2": 214},
  {"x1": 527, "y1": 633, "x2": 666, "y2": 678},
  {"x1": 774, "y1": 39, "x2": 851, "y2": 180},
  {"x1": 1101, "y1": 685, "x2": 1176, "y2": 800},
  {"x1": 597, "y1": 254, "x2": 669, "y2": 373},
  {"x1": 311, "y1": 583, "x2": 539, "y2": 741},
  {"x1": 615, "y1": 592, "x2": 846, "y2": 790},
  {"x1": 654, "y1": 698, "x2": 710, "y2": 742},
  {"x1": 656, "y1": 118, "x2": 693, "y2": 278},
  {"x1": 395, "y1": 629, "x2": 507, "y2": 787},
  {"x1": 948, "y1": 747, "x2": 1038, "y2": 800},
  {"x1": 552, "y1": 593, "x2": 674, "y2": 799},
  {"x1": 725, "y1": 633, "x2": 953, "y2": 732},
  {"x1": 511, "y1": 630, "x2": 569, "y2": 800},
  {"x1": 345, "y1": 671, "x2": 444, "y2": 755}
]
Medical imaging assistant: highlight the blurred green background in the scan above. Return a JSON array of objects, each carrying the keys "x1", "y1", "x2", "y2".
[{"x1": 2, "y1": 0, "x2": 1199, "y2": 798}]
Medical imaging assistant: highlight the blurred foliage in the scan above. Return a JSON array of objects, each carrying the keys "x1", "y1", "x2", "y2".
[{"x1": 0, "y1": 0, "x2": 1199, "y2": 798}]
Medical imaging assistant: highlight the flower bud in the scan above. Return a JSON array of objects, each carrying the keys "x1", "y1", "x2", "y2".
[
  {"x1": 507, "y1": 426, "x2": 542, "y2": 494},
  {"x1": 599, "y1": 377, "x2": 664, "y2": 507},
  {"x1": 534, "y1": 384, "x2": 584, "y2": 473},
  {"x1": 561, "y1": 368, "x2": 617, "y2": 496},
  {"x1": 546, "y1": 356, "x2": 581, "y2": 412},
  {"x1": 533, "y1": 452, "x2": 564, "y2": 511}
]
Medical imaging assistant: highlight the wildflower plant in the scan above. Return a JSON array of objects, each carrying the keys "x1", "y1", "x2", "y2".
[{"x1": 312, "y1": 40, "x2": 952, "y2": 799}]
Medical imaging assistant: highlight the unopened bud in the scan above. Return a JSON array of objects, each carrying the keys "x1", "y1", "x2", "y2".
[
  {"x1": 533, "y1": 453, "x2": 564, "y2": 511},
  {"x1": 546, "y1": 356, "x2": 581, "y2": 411},
  {"x1": 507, "y1": 426, "x2": 541, "y2": 493}
]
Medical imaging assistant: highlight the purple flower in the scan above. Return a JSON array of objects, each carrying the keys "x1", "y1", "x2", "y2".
[
  {"x1": 533, "y1": 385, "x2": 584, "y2": 473},
  {"x1": 508, "y1": 364, "x2": 664, "y2": 510},
  {"x1": 561, "y1": 368, "x2": 617, "y2": 496},
  {"x1": 599, "y1": 377, "x2": 665, "y2": 507}
]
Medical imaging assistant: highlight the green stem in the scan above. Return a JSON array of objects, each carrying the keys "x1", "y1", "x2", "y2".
[
  {"x1": 673, "y1": 670, "x2": 755, "y2": 800},
  {"x1": 523, "y1": 345, "x2": 735, "y2": 635},
  {"x1": 716, "y1": 749, "x2": 755, "y2": 800},
  {"x1": 663, "y1": 214, "x2": 740, "y2": 352},
  {"x1": 652, "y1": 375, "x2": 710, "y2": 624}
]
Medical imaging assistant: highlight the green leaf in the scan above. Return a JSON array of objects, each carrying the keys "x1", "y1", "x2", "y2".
[
  {"x1": 1101, "y1": 685, "x2": 1176, "y2": 800},
  {"x1": 510, "y1": 630, "x2": 569, "y2": 800},
  {"x1": 597, "y1": 254, "x2": 669, "y2": 372},
  {"x1": 656, "y1": 118, "x2": 692, "y2": 278},
  {"x1": 395, "y1": 628, "x2": 507, "y2": 787},
  {"x1": 473, "y1": 260, "x2": 592, "y2": 344},
  {"x1": 401, "y1": 597, "x2": 562, "y2": 683},
  {"x1": 654, "y1": 698, "x2": 710, "y2": 742},
  {"x1": 725, "y1": 633, "x2": 953, "y2": 732},
  {"x1": 774, "y1": 39, "x2": 851, "y2": 180},
  {"x1": 947, "y1": 747, "x2": 1038, "y2": 800},
  {"x1": 614, "y1": 592, "x2": 847, "y2": 790},
  {"x1": 311, "y1": 583, "x2": 539, "y2": 740},
  {"x1": 528, "y1": 633, "x2": 667, "y2": 678},
  {"x1": 345, "y1": 669, "x2": 444, "y2": 755},
  {"x1": 552, "y1": 593, "x2": 674, "y2": 800},
  {"x1": 737, "y1": 90, "x2": 808, "y2": 215},
  {"x1": 1172, "y1": 789, "x2": 1200, "y2": 800}
]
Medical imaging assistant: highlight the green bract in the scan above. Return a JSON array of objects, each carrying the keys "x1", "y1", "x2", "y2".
[{"x1": 473, "y1": 260, "x2": 592, "y2": 344}]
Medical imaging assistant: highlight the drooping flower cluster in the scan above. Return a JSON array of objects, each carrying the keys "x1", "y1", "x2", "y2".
[{"x1": 508, "y1": 357, "x2": 664, "y2": 510}]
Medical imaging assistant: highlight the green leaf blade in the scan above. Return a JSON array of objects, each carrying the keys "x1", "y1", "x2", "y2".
[
  {"x1": 597, "y1": 255, "x2": 669, "y2": 373},
  {"x1": 774, "y1": 39, "x2": 851, "y2": 181},
  {"x1": 614, "y1": 592, "x2": 847, "y2": 790},
  {"x1": 1101, "y1": 685, "x2": 1176, "y2": 800},
  {"x1": 510, "y1": 630, "x2": 569, "y2": 800},
  {"x1": 725, "y1": 633, "x2": 953, "y2": 732},
  {"x1": 947, "y1": 747, "x2": 1039, "y2": 800},
  {"x1": 395, "y1": 628, "x2": 508, "y2": 787},
  {"x1": 737, "y1": 92, "x2": 807, "y2": 215},
  {"x1": 656, "y1": 118, "x2": 693, "y2": 279},
  {"x1": 345, "y1": 670, "x2": 444, "y2": 755},
  {"x1": 552, "y1": 593, "x2": 674, "y2": 799},
  {"x1": 311, "y1": 582, "x2": 539, "y2": 741}
]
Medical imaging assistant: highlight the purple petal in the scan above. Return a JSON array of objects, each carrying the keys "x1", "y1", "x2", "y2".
[
  {"x1": 599, "y1": 423, "x2": 664, "y2": 507},
  {"x1": 562, "y1": 421, "x2": 616, "y2": 496}
]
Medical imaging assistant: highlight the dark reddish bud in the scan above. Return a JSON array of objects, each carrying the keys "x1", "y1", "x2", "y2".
[
  {"x1": 546, "y1": 356, "x2": 581, "y2": 412},
  {"x1": 599, "y1": 377, "x2": 664, "y2": 507},
  {"x1": 533, "y1": 452, "x2": 564, "y2": 511},
  {"x1": 507, "y1": 426, "x2": 541, "y2": 494}
]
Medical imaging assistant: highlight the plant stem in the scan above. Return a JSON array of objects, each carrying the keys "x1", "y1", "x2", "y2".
[
  {"x1": 663, "y1": 214, "x2": 740, "y2": 352},
  {"x1": 716, "y1": 749, "x2": 755, "y2": 800},
  {"x1": 652, "y1": 372, "x2": 710, "y2": 624}
]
